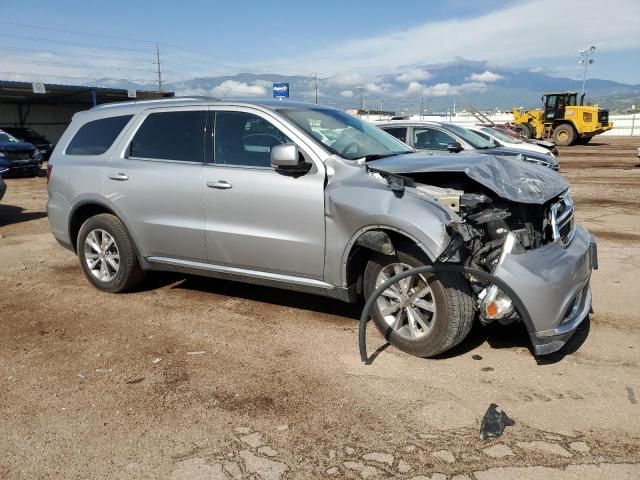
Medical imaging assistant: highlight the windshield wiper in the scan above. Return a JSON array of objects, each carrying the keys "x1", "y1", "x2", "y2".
[{"x1": 362, "y1": 151, "x2": 413, "y2": 161}]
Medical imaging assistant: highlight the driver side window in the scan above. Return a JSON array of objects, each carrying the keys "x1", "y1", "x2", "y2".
[
  {"x1": 214, "y1": 111, "x2": 292, "y2": 167},
  {"x1": 413, "y1": 127, "x2": 455, "y2": 150}
]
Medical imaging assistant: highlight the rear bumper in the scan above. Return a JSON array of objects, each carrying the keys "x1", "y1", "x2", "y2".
[{"x1": 493, "y1": 225, "x2": 597, "y2": 355}]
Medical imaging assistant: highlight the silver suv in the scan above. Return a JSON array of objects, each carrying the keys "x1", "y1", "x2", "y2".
[{"x1": 47, "y1": 98, "x2": 597, "y2": 357}]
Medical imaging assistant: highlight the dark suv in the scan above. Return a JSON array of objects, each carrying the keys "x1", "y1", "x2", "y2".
[
  {"x1": 1, "y1": 127, "x2": 54, "y2": 161},
  {"x1": 0, "y1": 129, "x2": 43, "y2": 177}
]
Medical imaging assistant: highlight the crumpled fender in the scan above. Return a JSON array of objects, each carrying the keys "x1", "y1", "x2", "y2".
[{"x1": 323, "y1": 156, "x2": 455, "y2": 287}]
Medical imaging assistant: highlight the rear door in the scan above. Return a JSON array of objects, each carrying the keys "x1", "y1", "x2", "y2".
[
  {"x1": 105, "y1": 107, "x2": 207, "y2": 261},
  {"x1": 202, "y1": 108, "x2": 326, "y2": 279}
]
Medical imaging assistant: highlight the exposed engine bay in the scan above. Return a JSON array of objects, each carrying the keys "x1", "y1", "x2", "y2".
[{"x1": 369, "y1": 168, "x2": 576, "y2": 325}]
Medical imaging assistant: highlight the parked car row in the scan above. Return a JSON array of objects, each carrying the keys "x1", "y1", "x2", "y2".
[
  {"x1": 375, "y1": 120, "x2": 559, "y2": 170},
  {"x1": 47, "y1": 98, "x2": 596, "y2": 359}
]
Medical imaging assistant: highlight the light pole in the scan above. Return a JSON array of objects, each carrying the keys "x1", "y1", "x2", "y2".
[{"x1": 579, "y1": 45, "x2": 596, "y2": 97}]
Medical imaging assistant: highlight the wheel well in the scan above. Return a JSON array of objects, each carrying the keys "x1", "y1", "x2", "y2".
[
  {"x1": 553, "y1": 120, "x2": 576, "y2": 132},
  {"x1": 69, "y1": 203, "x2": 116, "y2": 252},
  {"x1": 345, "y1": 229, "x2": 430, "y2": 295}
]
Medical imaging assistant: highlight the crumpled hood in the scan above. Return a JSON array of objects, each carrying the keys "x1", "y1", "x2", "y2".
[
  {"x1": 368, "y1": 152, "x2": 568, "y2": 204},
  {"x1": 0, "y1": 141, "x2": 36, "y2": 152}
]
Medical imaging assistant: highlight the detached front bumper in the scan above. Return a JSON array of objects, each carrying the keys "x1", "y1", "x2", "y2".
[{"x1": 493, "y1": 225, "x2": 597, "y2": 355}]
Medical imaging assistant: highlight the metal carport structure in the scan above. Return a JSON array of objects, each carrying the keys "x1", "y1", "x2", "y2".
[{"x1": 0, "y1": 80, "x2": 174, "y2": 143}]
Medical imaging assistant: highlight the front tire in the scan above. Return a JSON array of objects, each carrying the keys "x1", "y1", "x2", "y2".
[
  {"x1": 552, "y1": 124, "x2": 576, "y2": 146},
  {"x1": 363, "y1": 246, "x2": 475, "y2": 357},
  {"x1": 77, "y1": 213, "x2": 144, "y2": 293}
]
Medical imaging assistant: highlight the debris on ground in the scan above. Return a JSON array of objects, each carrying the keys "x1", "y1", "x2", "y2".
[
  {"x1": 626, "y1": 386, "x2": 638, "y2": 404},
  {"x1": 480, "y1": 403, "x2": 515, "y2": 440},
  {"x1": 187, "y1": 351, "x2": 206, "y2": 356},
  {"x1": 151, "y1": 357, "x2": 162, "y2": 364},
  {"x1": 472, "y1": 354, "x2": 483, "y2": 360}
]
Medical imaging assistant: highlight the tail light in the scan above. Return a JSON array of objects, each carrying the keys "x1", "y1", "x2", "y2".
[{"x1": 46, "y1": 163, "x2": 53, "y2": 183}]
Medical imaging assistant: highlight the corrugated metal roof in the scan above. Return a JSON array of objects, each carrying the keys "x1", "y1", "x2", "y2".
[{"x1": 0, "y1": 80, "x2": 173, "y2": 105}]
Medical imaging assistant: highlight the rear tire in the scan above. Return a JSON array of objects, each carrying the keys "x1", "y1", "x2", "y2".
[
  {"x1": 77, "y1": 213, "x2": 144, "y2": 293},
  {"x1": 363, "y1": 246, "x2": 475, "y2": 357},
  {"x1": 552, "y1": 124, "x2": 576, "y2": 146}
]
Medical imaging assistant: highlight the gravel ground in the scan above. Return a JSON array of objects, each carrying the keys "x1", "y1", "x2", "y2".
[{"x1": 1, "y1": 137, "x2": 639, "y2": 479}]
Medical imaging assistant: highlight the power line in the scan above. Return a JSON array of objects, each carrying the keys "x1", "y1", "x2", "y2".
[
  {"x1": 0, "y1": 45, "x2": 152, "y2": 62},
  {"x1": 0, "y1": 32, "x2": 152, "y2": 53},
  {"x1": 0, "y1": 58, "x2": 157, "y2": 74},
  {"x1": 0, "y1": 20, "x2": 156, "y2": 44}
]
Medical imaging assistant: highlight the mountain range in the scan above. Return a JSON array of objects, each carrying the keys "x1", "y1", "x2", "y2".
[{"x1": 96, "y1": 59, "x2": 640, "y2": 114}]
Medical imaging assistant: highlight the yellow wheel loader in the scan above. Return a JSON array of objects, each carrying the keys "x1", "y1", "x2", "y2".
[{"x1": 512, "y1": 92, "x2": 612, "y2": 146}]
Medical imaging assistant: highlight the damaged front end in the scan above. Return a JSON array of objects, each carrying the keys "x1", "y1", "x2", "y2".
[{"x1": 368, "y1": 154, "x2": 597, "y2": 355}]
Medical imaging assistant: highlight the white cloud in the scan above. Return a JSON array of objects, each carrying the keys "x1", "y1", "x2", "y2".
[
  {"x1": 210, "y1": 80, "x2": 267, "y2": 97},
  {"x1": 330, "y1": 72, "x2": 364, "y2": 86},
  {"x1": 340, "y1": 90, "x2": 354, "y2": 98},
  {"x1": 406, "y1": 81, "x2": 488, "y2": 97},
  {"x1": 275, "y1": 0, "x2": 640, "y2": 74},
  {"x1": 466, "y1": 71, "x2": 503, "y2": 82},
  {"x1": 396, "y1": 69, "x2": 432, "y2": 83}
]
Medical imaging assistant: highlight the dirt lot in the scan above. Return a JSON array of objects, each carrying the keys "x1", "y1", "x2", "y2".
[{"x1": 1, "y1": 137, "x2": 639, "y2": 479}]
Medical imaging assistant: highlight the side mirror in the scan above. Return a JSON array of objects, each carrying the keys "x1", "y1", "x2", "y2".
[
  {"x1": 271, "y1": 143, "x2": 301, "y2": 168},
  {"x1": 446, "y1": 142, "x2": 463, "y2": 153}
]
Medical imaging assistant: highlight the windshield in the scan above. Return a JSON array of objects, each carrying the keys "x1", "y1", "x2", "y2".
[
  {"x1": 278, "y1": 107, "x2": 413, "y2": 160},
  {"x1": 442, "y1": 123, "x2": 495, "y2": 149},
  {"x1": 0, "y1": 131, "x2": 19, "y2": 143},
  {"x1": 480, "y1": 127, "x2": 522, "y2": 144}
]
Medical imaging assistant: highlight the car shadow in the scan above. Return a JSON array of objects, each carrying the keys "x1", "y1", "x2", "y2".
[
  {"x1": 0, "y1": 204, "x2": 48, "y2": 227},
  {"x1": 141, "y1": 271, "x2": 363, "y2": 319},
  {"x1": 137, "y1": 272, "x2": 590, "y2": 363}
]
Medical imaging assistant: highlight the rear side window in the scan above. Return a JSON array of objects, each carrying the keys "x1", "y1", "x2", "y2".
[
  {"x1": 130, "y1": 111, "x2": 206, "y2": 162},
  {"x1": 66, "y1": 115, "x2": 133, "y2": 155},
  {"x1": 382, "y1": 127, "x2": 408, "y2": 143}
]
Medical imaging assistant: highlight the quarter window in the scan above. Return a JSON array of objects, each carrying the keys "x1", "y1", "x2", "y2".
[
  {"x1": 66, "y1": 115, "x2": 132, "y2": 155},
  {"x1": 413, "y1": 128, "x2": 455, "y2": 150},
  {"x1": 214, "y1": 111, "x2": 292, "y2": 167},
  {"x1": 130, "y1": 111, "x2": 206, "y2": 162}
]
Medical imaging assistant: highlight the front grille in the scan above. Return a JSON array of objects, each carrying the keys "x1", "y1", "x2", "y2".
[
  {"x1": 5, "y1": 150, "x2": 35, "y2": 160},
  {"x1": 598, "y1": 109, "x2": 609, "y2": 124},
  {"x1": 549, "y1": 191, "x2": 575, "y2": 246}
]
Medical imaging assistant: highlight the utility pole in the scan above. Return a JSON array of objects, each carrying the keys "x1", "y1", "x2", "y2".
[
  {"x1": 579, "y1": 45, "x2": 596, "y2": 97},
  {"x1": 314, "y1": 73, "x2": 318, "y2": 104},
  {"x1": 156, "y1": 42, "x2": 163, "y2": 93},
  {"x1": 420, "y1": 96, "x2": 424, "y2": 120}
]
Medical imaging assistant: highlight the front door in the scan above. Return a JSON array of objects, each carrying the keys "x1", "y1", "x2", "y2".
[
  {"x1": 105, "y1": 108, "x2": 207, "y2": 261},
  {"x1": 202, "y1": 109, "x2": 326, "y2": 279}
]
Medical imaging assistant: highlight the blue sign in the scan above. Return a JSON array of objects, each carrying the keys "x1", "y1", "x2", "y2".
[{"x1": 273, "y1": 82, "x2": 289, "y2": 99}]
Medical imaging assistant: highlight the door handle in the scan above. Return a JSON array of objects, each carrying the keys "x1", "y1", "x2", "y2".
[
  {"x1": 207, "y1": 180, "x2": 232, "y2": 189},
  {"x1": 108, "y1": 173, "x2": 129, "y2": 181}
]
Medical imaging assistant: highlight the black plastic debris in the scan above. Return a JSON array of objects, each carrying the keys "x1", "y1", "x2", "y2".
[
  {"x1": 472, "y1": 354, "x2": 483, "y2": 361},
  {"x1": 480, "y1": 403, "x2": 515, "y2": 440}
]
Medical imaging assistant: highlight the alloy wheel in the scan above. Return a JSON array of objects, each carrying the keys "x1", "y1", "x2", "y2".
[
  {"x1": 83, "y1": 229, "x2": 120, "y2": 282},
  {"x1": 375, "y1": 262, "x2": 436, "y2": 339}
]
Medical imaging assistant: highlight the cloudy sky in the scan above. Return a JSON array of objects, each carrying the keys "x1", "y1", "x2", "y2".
[{"x1": 3, "y1": 0, "x2": 639, "y2": 96}]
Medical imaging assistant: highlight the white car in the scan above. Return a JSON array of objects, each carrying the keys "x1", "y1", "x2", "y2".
[{"x1": 465, "y1": 125, "x2": 555, "y2": 158}]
